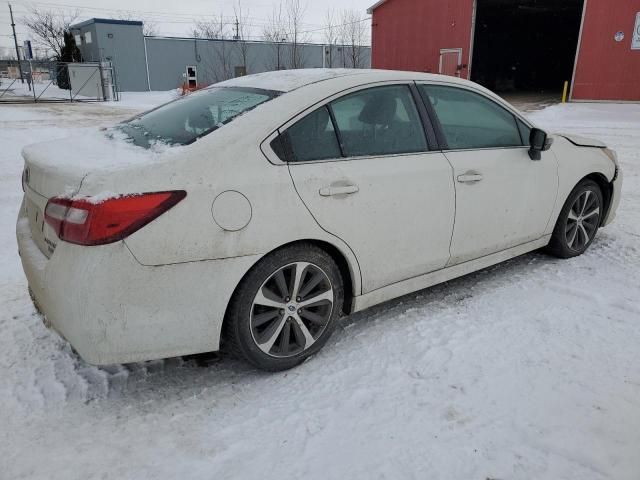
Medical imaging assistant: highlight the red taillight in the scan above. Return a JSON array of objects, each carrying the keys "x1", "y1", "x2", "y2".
[{"x1": 44, "y1": 191, "x2": 186, "y2": 246}]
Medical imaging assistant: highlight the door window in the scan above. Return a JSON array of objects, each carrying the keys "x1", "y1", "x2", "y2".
[
  {"x1": 418, "y1": 85, "x2": 523, "y2": 150},
  {"x1": 329, "y1": 85, "x2": 427, "y2": 157},
  {"x1": 517, "y1": 118, "x2": 531, "y2": 146},
  {"x1": 278, "y1": 106, "x2": 341, "y2": 162}
]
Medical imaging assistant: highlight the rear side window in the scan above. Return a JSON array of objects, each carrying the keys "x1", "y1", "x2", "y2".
[
  {"x1": 282, "y1": 106, "x2": 341, "y2": 162},
  {"x1": 418, "y1": 85, "x2": 523, "y2": 150},
  {"x1": 117, "y1": 86, "x2": 279, "y2": 149},
  {"x1": 272, "y1": 84, "x2": 429, "y2": 163},
  {"x1": 329, "y1": 85, "x2": 427, "y2": 157}
]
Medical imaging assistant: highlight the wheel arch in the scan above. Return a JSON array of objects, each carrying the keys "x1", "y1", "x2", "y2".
[
  {"x1": 546, "y1": 170, "x2": 613, "y2": 241},
  {"x1": 222, "y1": 238, "x2": 359, "y2": 337},
  {"x1": 582, "y1": 172, "x2": 613, "y2": 226},
  {"x1": 303, "y1": 239, "x2": 357, "y2": 314}
]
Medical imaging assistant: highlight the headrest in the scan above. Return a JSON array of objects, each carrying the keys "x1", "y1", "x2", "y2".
[{"x1": 358, "y1": 92, "x2": 397, "y2": 125}]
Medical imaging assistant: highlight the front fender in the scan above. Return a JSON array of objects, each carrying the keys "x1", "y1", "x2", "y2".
[{"x1": 544, "y1": 136, "x2": 616, "y2": 235}]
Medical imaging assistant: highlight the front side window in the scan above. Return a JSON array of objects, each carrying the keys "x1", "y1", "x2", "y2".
[
  {"x1": 117, "y1": 86, "x2": 279, "y2": 148},
  {"x1": 517, "y1": 118, "x2": 532, "y2": 146},
  {"x1": 329, "y1": 85, "x2": 427, "y2": 157},
  {"x1": 418, "y1": 85, "x2": 523, "y2": 150}
]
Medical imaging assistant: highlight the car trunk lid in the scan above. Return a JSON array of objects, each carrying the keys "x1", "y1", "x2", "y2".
[
  {"x1": 22, "y1": 142, "x2": 90, "y2": 258},
  {"x1": 21, "y1": 132, "x2": 164, "y2": 258}
]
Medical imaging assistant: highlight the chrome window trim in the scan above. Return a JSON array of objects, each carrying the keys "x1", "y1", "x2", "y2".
[
  {"x1": 260, "y1": 79, "x2": 537, "y2": 165},
  {"x1": 260, "y1": 80, "x2": 430, "y2": 165}
]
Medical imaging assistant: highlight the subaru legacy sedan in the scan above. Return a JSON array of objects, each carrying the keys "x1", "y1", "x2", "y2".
[{"x1": 17, "y1": 69, "x2": 622, "y2": 371}]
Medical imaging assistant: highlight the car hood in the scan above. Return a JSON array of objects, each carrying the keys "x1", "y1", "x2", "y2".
[{"x1": 557, "y1": 133, "x2": 607, "y2": 148}]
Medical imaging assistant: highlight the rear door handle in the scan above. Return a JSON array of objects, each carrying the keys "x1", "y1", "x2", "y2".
[
  {"x1": 457, "y1": 172, "x2": 483, "y2": 184},
  {"x1": 319, "y1": 185, "x2": 359, "y2": 197}
]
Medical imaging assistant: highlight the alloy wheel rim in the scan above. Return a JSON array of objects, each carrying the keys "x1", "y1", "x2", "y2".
[
  {"x1": 250, "y1": 262, "x2": 334, "y2": 358},
  {"x1": 565, "y1": 189, "x2": 600, "y2": 251}
]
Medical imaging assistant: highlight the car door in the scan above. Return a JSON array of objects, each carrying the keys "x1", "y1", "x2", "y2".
[
  {"x1": 417, "y1": 84, "x2": 558, "y2": 265},
  {"x1": 268, "y1": 83, "x2": 456, "y2": 294}
]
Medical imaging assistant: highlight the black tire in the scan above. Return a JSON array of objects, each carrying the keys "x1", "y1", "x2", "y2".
[
  {"x1": 223, "y1": 243, "x2": 344, "y2": 371},
  {"x1": 547, "y1": 179, "x2": 603, "y2": 258}
]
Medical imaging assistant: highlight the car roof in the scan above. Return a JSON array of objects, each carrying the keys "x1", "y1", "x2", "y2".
[
  {"x1": 214, "y1": 69, "x2": 366, "y2": 92},
  {"x1": 214, "y1": 68, "x2": 475, "y2": 93}
]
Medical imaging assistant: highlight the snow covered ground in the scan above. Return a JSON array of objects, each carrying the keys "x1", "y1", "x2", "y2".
[{"x1": 1, "y1": 96, "x2": 639, "y2": 480}]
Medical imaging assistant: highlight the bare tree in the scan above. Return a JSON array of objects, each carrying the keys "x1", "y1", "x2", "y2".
[
  {"x1": 194, "y1": 15, "x2": 226, "y2": 40},
  {"x1": 285, "y1": 0, "x2": 308, "y2": 69},
  {"x1": 23, "y1": 8, "x2": 79, "y2": 59},
  {"x1": 262, "y1": 2, "x2": 287, "y2": 70},
  {"x1": 142, "y1": 20, "x2": 158, "y2": 36},
  {"x1": 233, "y1": 1, "x2": 251, "y2": 75},
  {"x1": 194, "y1": 15, "x2": 233, "y2": 82},
  {"x1": 338, "y1": 10, "x2": 369, "y2": 68},
  {"x1": 323, "y1": 9, "x2": 339, "y2": 68}
]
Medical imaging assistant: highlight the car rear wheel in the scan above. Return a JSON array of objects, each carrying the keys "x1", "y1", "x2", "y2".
[
  {"x1": 224, "y1": 243, "x2": 344, "y2": 371},
  {"x1": 547, "y1": 179, "x2": 603, "y2": 258}
]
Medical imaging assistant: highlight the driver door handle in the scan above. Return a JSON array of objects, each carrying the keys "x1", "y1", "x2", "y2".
[
  {"x1": 457, "y1": 172, "x2": 483, "y2": 184},
  {"x1": 319, "y1": 185, "x2": 360, "y2": 197}
]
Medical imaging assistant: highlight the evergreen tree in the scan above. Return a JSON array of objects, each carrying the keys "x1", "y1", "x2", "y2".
[{"x1": 56, "y1": 31, "x2": 82, "y2": 90}]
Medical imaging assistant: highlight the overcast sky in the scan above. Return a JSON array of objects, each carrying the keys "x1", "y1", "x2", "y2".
[{"x1": 0, "y1": 0, "x2": 374, "y2": 55}]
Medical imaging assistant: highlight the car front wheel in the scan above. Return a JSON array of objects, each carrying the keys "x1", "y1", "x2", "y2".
[
  {"x1": 547, "y1": 179, "x2": 603, "y2": 258},
  {"x1": 224, "y1": 243, "x2": 344, "y2": 371}
]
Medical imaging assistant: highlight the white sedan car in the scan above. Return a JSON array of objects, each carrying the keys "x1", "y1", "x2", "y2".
[{"x1": 17, "y1": 69, "x2": 622, "y2": 371}]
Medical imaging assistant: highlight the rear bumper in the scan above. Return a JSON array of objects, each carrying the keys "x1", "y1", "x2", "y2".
[{"x1": 17, "y1": 202, "x2": 260, "y2": 365}]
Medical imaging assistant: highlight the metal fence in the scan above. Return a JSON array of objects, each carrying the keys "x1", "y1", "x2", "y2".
[{"x1": 0, "y1": 61, "x2": 119, "y2": 104}]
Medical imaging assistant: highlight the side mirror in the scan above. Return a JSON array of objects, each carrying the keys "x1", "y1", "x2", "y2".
[{"x1": 529, "y1": 128, "x2": 553, "y2": 161}]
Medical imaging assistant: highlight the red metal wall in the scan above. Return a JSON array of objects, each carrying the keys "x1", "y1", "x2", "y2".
[
  {"x1": 572, "y1": 0, "x2": 640, "y2": 101},
  {"x1": 371, "y1": 0, "x2": 474, "y2": 78}
]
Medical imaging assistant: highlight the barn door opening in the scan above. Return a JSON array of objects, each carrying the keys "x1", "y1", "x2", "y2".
[
  {"x1": 470, "y1": 0, "x2": 584, "y2": 98},
  {"x1": 439, "y1": 48, "x2": 463, "y2": 77}
]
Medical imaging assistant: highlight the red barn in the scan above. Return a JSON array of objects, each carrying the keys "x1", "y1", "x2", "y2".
[{"x1": 368, "y1": 0, "x2": 640, "y2": 101}]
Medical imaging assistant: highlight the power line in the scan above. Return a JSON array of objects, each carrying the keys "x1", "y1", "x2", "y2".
[
  {"x1": 7, "y1": 0, "x2": 326, "y2": 28},
  {"x1": 299, "y1": 16, "x2": 370, "y2": 35},
  {"x1": 6, "y1": 0, "x2": 370, "y2": 32},
  {"x1": 2, "y1": 1, "x2": 371, "y2": 50}
]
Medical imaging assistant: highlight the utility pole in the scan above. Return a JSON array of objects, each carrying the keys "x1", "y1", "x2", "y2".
[
  {"x1": 234, "y1": 17, "x2": 239, "y2": 40},
  {"x1": 8, "y1": 3, "x2": 24, "y2": 83}
]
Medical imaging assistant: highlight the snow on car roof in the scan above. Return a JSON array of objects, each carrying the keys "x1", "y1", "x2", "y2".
[
  {"x1": 214, "y1": 68, "x2": 487, "y2": 95},
  {"x1": 214, "y1": 69, "x2": 370, "y2": 93}
]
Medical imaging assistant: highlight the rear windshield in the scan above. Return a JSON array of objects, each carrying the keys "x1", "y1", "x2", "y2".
[{"x1": 117, "y1": 86, "x2": 280, "y2": 148}]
